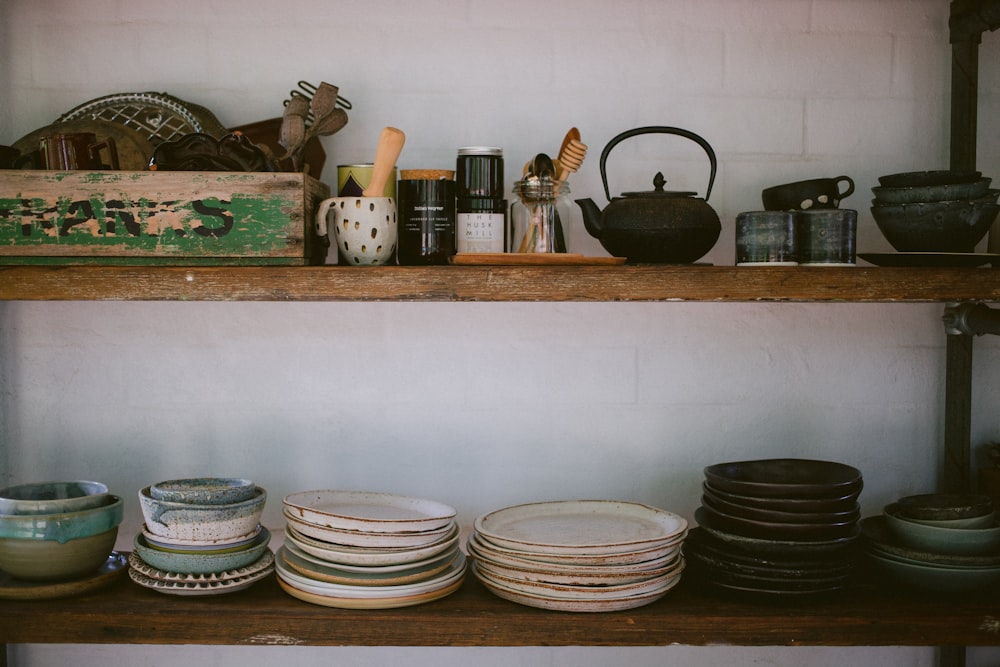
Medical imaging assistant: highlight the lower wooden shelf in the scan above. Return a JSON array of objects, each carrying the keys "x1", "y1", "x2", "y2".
[{"x1": 2, "y1": 560, "x2": 998, "y2": 647}]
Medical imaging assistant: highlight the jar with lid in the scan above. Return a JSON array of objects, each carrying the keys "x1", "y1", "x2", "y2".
[
  {"x1": 455, "y1": 147, "x2": 506, "y2": 253},
  {"x1": 509, "y1": 177, "x2": 572, "y2": 253}
]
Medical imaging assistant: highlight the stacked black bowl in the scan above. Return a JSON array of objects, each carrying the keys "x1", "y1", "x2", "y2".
[
  {"x1": 870, "y1": 170, "x2": 998, "y2": 253},
  {"x1": 686, "y1": 458, "x2": 863, "y2": 597}
]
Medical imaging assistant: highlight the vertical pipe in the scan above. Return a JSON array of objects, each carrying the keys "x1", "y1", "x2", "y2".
[{"x1": 943, "y1": 332, "x2": 974, "y2": 494}]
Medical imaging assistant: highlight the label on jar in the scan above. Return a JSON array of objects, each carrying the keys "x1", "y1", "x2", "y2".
[{"x1": 456, "y1": 212, "x2": 505, "y2": 253}]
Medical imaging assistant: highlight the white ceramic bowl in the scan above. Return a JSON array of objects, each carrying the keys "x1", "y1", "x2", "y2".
[
  {"x1": 138, "y1": 486, "x2": 266, "y2": 542},
  {"x1": 0, "y1": 480, "x2": 109, "y2": 515}
]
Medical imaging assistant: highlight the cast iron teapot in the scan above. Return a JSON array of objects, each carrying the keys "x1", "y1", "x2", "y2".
[{"x1": 576, "y1": 126, "x2": 721, "y2": 263}]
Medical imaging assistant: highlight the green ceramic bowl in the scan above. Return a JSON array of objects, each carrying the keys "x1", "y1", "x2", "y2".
[
  {"x1": 0, "y1": 495, "x2": 123, "y2": 542},
  {"x1": 0, "y1": 526, "x2": 119, "y2": 581},
  {"x1": 0, "y1": 480, "x2": 109, "y2": 515},
  {"x1": 133, "y1": 525, "x2": 270, "y2": 574},
  {"x1": 883, "y1": 505, "x2": 1000, "y2": 556}
]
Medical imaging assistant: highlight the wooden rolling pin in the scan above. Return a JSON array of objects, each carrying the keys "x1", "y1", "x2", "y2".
[{"x1": 363, "y1": 126, "x2": 406, "y2": 197}]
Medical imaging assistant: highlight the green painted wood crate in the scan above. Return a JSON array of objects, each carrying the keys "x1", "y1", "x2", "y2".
[{"x1": 0, "y1": 170, "x2": 330, "y2": 265}]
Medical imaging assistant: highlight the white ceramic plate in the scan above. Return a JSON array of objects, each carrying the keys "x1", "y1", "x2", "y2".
[
  {"x1": 128, "y1": 549, "x2": 274, "y2": 583},
  {"x1": 284, "y1": 510, "x2": 454, "y2": 548},
  {"x1": 274, "y1": 547, "x2": 466, "y2": 599},
  {"x1": 474, "y1": 563, "x2": 681, "y2": 612},
  {"x1": 475, "y1": 500, "x2": 688, "y2": 555},
  {"x1": 284, "y1": 537, "x2": 458, "y2": 574},
  {"x1": 473, "y1": 557, "x2": 684, "y2": 600},
  {"x1": 277, "y1": 571, "x2": 464, "y2": 609},
  {"x1": 284, "y1": 523, "x2": 461, "y2": 567},
  {"x1": 467, "y1": 532, "x2": 682, "y2": 571},
  {"x1": 281, "y1": 542, "x2": 457, "y2": 586},
  {"x1": 127, "y1": 560, "x2": 273, "y2": 596},
  {"x1": 468, "y1": 538, "x2": 682, "y2": 586},
  {"x1": 283, "y1": 490, "x2": 457, "y2": 533}
]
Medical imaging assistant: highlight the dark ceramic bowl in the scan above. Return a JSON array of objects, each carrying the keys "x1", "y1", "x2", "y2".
[
  {"x1": 877, "y1": 170, "x2": 982, "y2": 188},
  {"x1": 694, "y1": 507, "x2": 860, "y2": 557},
  {"x1": 703, "y1": 458, "x2": 863, "y2": 499},
  {"x1": 702, "y1": 482, "x2": 861, "y2": 513},
  {"x1": 871, "y1": 177, "x2": 992, "y2": 204},
  {"x1": 701, "y1": 489, "x2": 860, "y2": 525},
  {"x1": 698, "y1": 501, "x2": 858, "y2": 542},
  {"x1": 892, "y1": 493, "x2": 993, "y2": 522},
  {"x1": 870, "y1": 191, "x2": 999, "y2": 252}
]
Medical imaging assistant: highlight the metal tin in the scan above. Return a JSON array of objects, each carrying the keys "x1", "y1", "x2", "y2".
[
  {"x1": 337, "y1": 163, "x2": 397, "y2": 197},
  {"x1": 456, "y1": 147, "x2": 505, "y2": 253}
]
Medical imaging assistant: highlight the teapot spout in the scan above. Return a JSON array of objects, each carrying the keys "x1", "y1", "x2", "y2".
[{"x1": 574, "y1": 198, "x2": 605, "y2": 239}]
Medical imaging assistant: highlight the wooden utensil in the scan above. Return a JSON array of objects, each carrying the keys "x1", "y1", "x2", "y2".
[
  {"x1": 363, "y1": 126, "x2": 406, "y2": 197},
  {"x1": 556, "y1": 127, "x2": 587, "y2": 182}
]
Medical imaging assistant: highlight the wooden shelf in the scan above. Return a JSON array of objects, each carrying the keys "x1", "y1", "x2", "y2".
[
  {"x1": 0, "y1": 264, "x2": 998, "y2": 303},
  {"x1": 1, "y1": 563, "x2": 997, "y2": 647}
]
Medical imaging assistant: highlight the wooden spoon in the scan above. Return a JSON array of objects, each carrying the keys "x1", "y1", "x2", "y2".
[{"x1": 363, "y1": 126, "x2": 405, "y2": 197}]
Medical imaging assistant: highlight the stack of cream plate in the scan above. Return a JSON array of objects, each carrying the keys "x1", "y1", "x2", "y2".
[
  {"x1": 469, "y1": 500, "x2": 688, "y2": 612},
  {"x1": 276, "y1": 490, "x2": 465, "y2": 609}
]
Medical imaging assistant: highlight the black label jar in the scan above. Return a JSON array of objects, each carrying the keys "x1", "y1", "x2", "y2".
[
  {"x1": 456, "y1": 147, "x2": 505, "y2": 253},
  {"x1": 396, "y1": 173, "x2": 456, "y2": 265}
]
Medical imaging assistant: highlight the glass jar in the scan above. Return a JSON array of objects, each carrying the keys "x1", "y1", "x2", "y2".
[{"x1": 509, "y1": 178, "x2": 571, "y2": 253}]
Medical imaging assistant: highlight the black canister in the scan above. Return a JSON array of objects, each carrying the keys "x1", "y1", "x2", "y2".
[
  {"x1": 397, "y1": 176, "x2": 457, "y2": 265},
  {"x1": 456, "y1": 147, "x2": 506, "y2": 253}
]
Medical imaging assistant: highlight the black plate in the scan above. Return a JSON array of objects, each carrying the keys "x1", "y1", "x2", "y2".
[
  {"x1": 702, "y1": 481, "x2": 860, "y2": 513},
  {"x1": 858, "y1": 252, "x2": 999, "y2": 267},
  {"x1": 695, "y1": 507, "x2": 860, "y2": 556}
]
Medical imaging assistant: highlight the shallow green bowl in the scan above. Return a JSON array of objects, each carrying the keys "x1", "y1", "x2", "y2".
[
  {"x1": 0, "y1": 480, "x2": 109, "y2": 515},
  {"x1": 133, "y1": 525, "x2": 270, "y2": 574}
]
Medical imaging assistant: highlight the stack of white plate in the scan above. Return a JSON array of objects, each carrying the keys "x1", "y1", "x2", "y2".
[
  {"x1": 469, "y1": 500, "x2": 688, "y2": 612},
  {"x1": 276, "y1": 490, "x2": 465, "y2": 609}
]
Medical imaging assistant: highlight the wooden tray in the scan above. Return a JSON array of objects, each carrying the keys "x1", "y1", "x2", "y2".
[{"x1": 449, "y1": 253, "x2": 626, "y2": 266}]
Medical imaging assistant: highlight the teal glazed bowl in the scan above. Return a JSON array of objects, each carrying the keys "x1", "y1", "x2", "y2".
[
  {"x1": 0, "y1": 526, "x2": 119, "y2": 581},
  {"x1": 149, "y1": 477, "x2": 256, "y2": 505},
  {"x1": 0, "y1": 494, "x2": 123, "y2": 542},
  {"x1": 883, "y1": 505, "x2": 1000, "y2": 556},
  {"x1": 133, "y1": 525, "x2": 271, "y2": 574},
  {"x1": 0, "y1": 480, "x2": 110, "y2": 515}
]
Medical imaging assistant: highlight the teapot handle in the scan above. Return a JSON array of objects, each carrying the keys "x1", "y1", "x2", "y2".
[{"x1": 600, "y1": 126, "x2": 717, "y2": 203}]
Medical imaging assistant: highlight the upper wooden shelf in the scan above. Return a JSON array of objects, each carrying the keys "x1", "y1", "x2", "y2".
[
  {"x1": 1, "y1": 568, "x2": 998, "y2": 647},
  {"x1": 1, "y1": 265, "x2": 998, "y2": 303}
]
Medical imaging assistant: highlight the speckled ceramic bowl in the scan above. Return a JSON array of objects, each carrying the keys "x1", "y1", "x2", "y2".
[
  {"x1": 0, "y1": 480, "x2": 109, "y2": 515},
  {"x1": 149, "y1": 478, "x2": 256, "y2": 506},
  {"x1": 0, "y1": 494, "x2": 123, "y2": 542},
  {"x1": 138, "y1": 486, "x2": 266, "y2": 542},
  {"x1": 0, "y1": 526, "x2": 118, "y2": 581},
  {"x1": 133, "y1": 525, "x2": 270, "y2": 574}
]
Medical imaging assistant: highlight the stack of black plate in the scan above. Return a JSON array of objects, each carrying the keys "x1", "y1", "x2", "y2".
[{"x1": 686, "y1": 458, "x2": 863, "y2": 597}]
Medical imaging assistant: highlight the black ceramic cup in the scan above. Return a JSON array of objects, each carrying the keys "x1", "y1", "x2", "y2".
[
  {"x1": 762, "y1": 176, "x2": 855, "y2": 211},
  {"x1": 796, "y1": 209, "x2": 857, "y2": 265},
  {"x1": 735, "y1": 211, "x2": 797, "y2": 265}
]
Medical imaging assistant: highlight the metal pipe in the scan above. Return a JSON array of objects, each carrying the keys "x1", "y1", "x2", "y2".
[{"x1": 943, "y1": 302, "x2": 1000, "y2": 336}]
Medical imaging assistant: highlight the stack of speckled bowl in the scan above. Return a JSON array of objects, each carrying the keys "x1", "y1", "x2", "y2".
[
  {"x1": 687, "y1": 458, "x2": 863, "y2": 597},
  {"x1": 0, "y1": 480, "x2": 124, "y2": 593},
  {"x1": 129, "y1": 477, "x2": 272, "y2": 596},
  {"x1": 469, "y1": 499, "x2": 688, "y2": 612},
  {"x1": 276, "y1": 490, "x2": 465, "y2": 609},
  {"x1": 870, "y1": 170, "x2": 998, "y2": 254}
]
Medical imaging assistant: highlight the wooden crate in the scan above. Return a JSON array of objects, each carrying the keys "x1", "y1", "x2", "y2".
[{"x1": 0, "y1": 170, "x2": 331, "y2": 265}]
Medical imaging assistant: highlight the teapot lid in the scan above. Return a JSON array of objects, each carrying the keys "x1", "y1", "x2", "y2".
[{"x1": 620, "y1": 172, "x2": 697, "y2": 198}]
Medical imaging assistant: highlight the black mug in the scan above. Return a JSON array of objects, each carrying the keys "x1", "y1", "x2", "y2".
[{"x1": 762, "y1": 175, "x2": 855, "y2": 211}]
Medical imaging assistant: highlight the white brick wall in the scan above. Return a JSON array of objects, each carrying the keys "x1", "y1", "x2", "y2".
[{"x1": 2, "y1": 1, "x2": 999, "y2": 666}]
